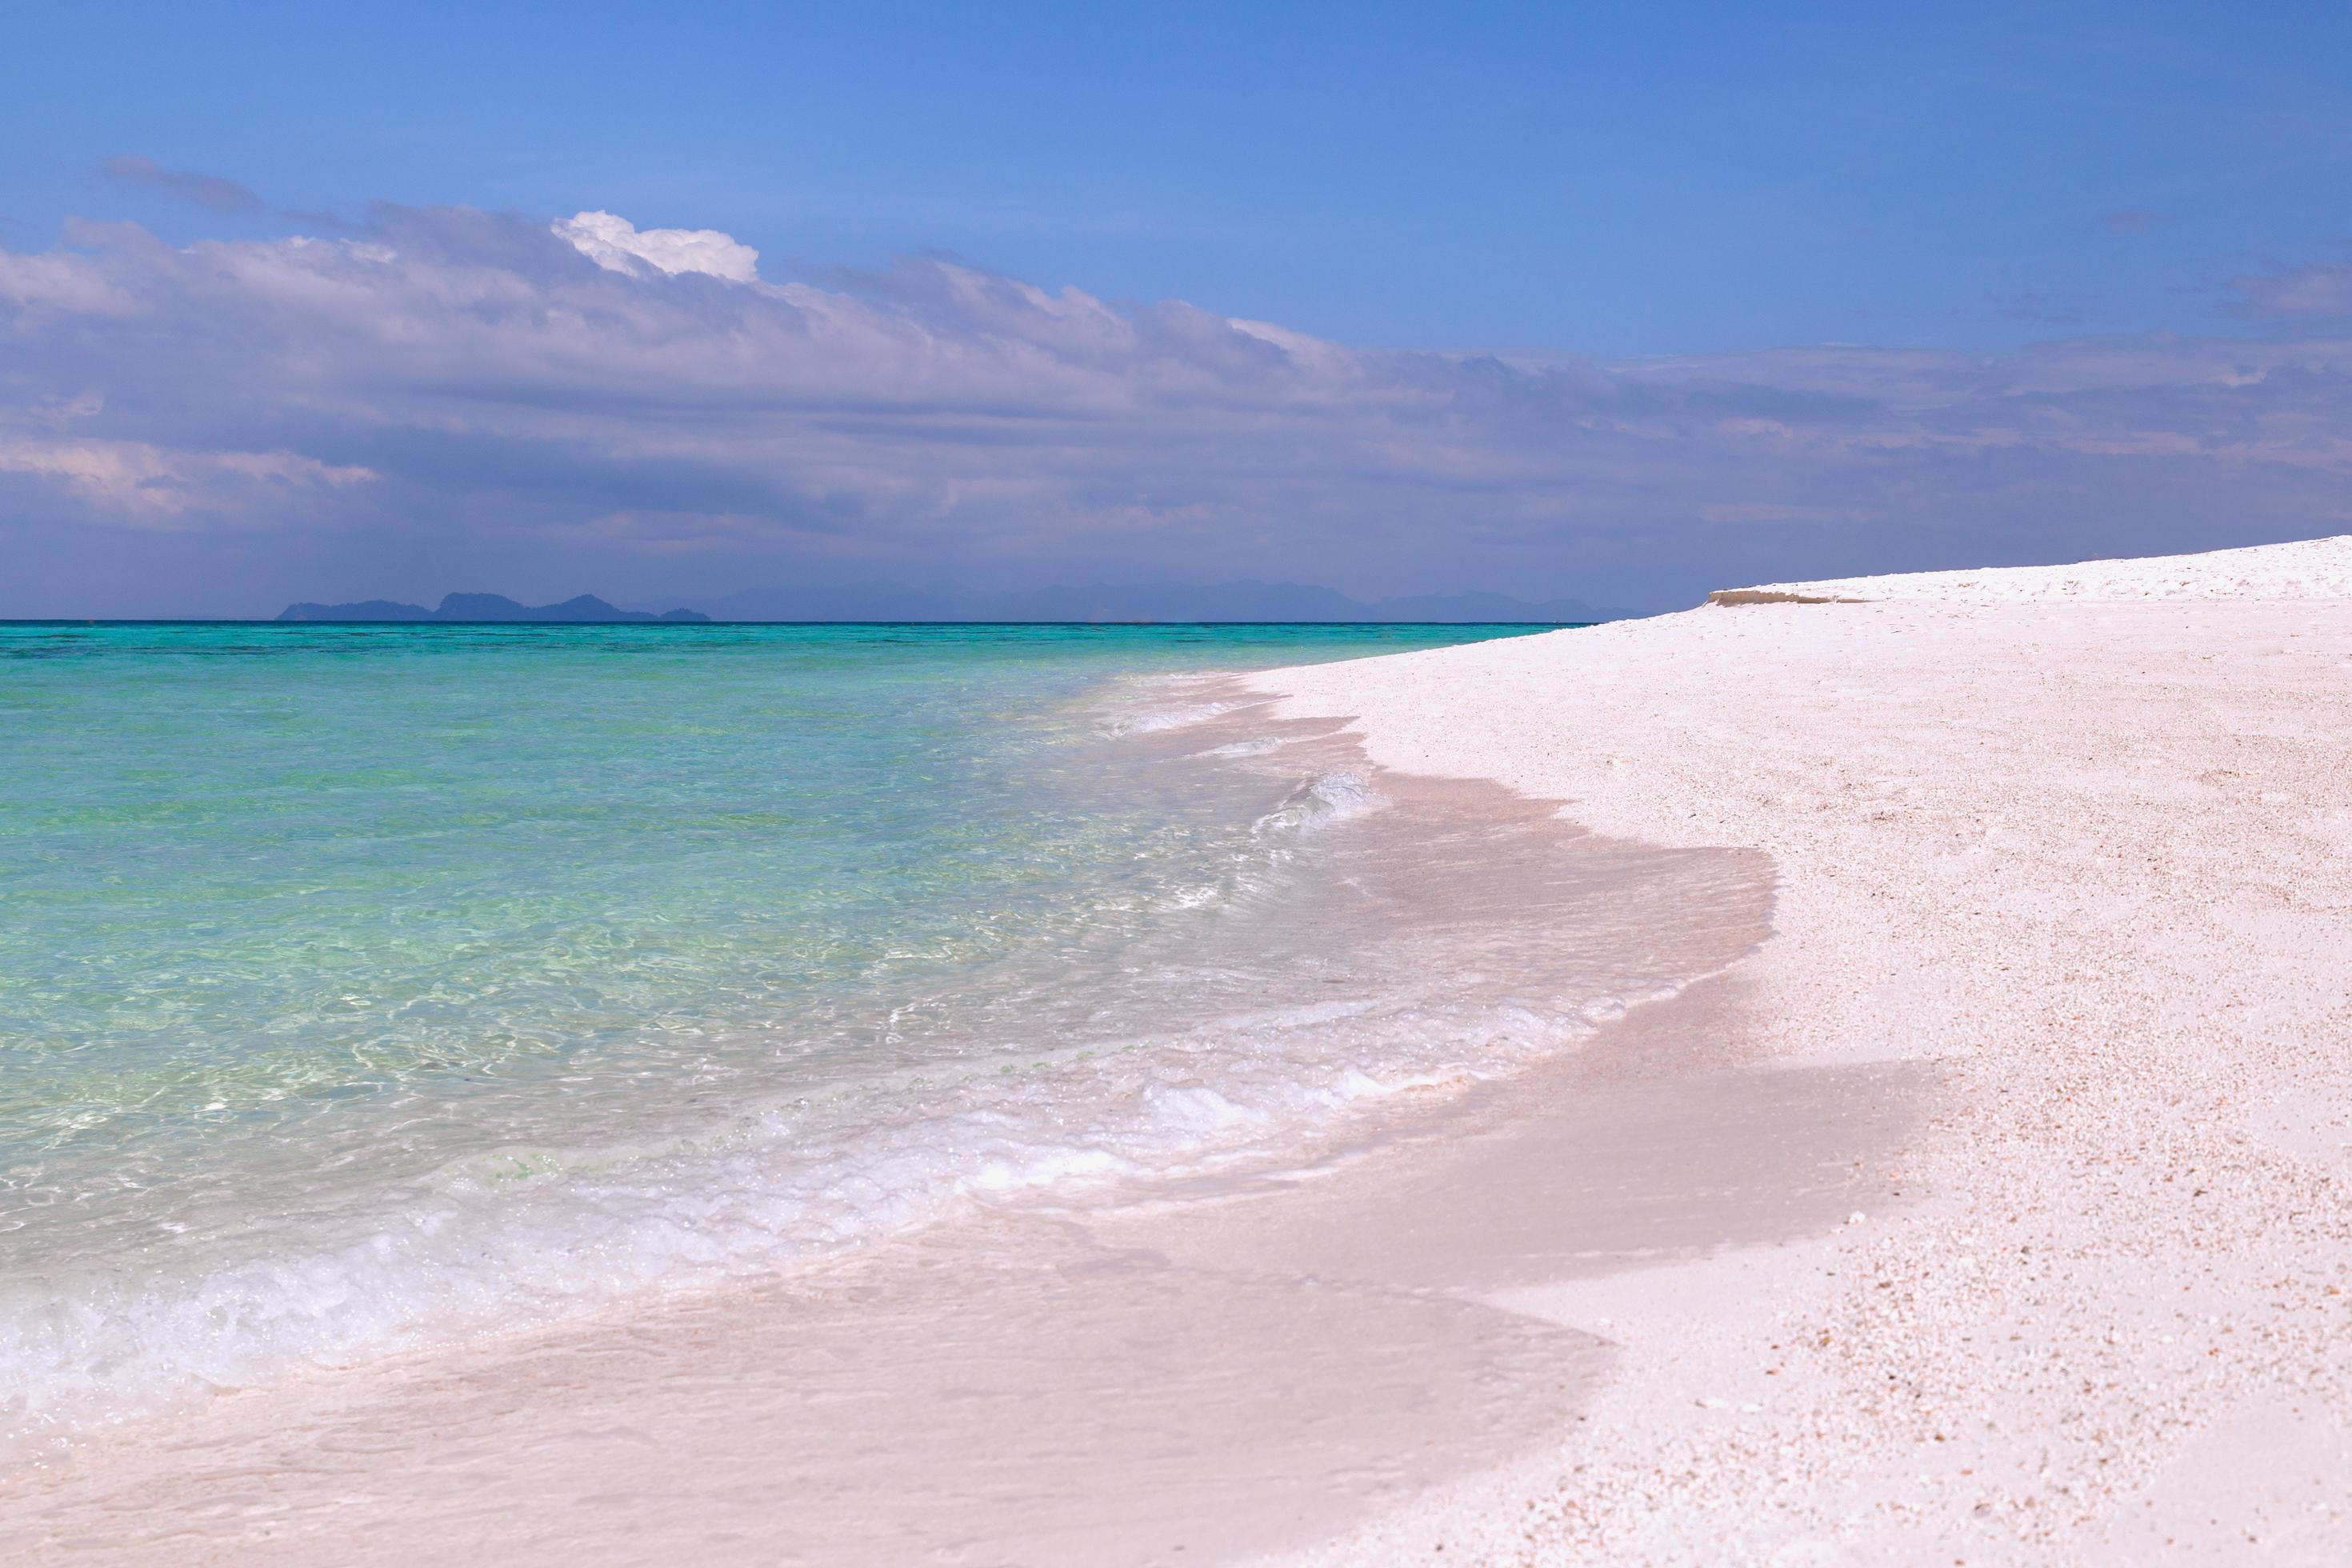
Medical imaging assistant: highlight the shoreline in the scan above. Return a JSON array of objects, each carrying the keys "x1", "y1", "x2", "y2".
[
  {"x1": 1, "y1": 711, "x2": 1853, "y2": 1563},
  {"x1": 0, "y1": 642, "x2": 1562, "y2": 1460},
  {"x1": 8, "y1": 537, "x2": 2349, "y2": 1562}
]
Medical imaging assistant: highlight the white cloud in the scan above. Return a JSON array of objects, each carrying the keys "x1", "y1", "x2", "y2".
[
  {"x1": 1226, "y1": 318, "x2": 1354, "y2": 378},
  {"x1": 553, "y1": 210, "x2": 761, "y2": 282}
]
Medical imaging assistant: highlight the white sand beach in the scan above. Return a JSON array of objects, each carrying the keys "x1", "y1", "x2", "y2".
[
  {"x1": 6, "y1": 538, "x2": 2349, "y2": 1565},
  {"x1": 1256, "y1": 534, "x2": 2352, "y2": 1563}
]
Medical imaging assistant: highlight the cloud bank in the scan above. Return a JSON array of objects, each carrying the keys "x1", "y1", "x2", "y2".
[{"x1": 2, "y1": 204, "x2": 2349, "y2": 614}]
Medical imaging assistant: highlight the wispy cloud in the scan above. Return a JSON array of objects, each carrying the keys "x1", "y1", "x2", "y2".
[
  {"x1": 98, "y1": 155, "x2": 265, "y2": 214},
  {"x1": 2232, "y1": 261, "x2": 2352, "y2": 318},
  {"x1": 0, "y1": 436, "x2": 375, "y2": 519},
  {"x1": 2, "y1": 205, "x2": 2349, "y2": 614}
]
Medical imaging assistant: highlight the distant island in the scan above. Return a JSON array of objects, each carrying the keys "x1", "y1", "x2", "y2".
[
  {"x1": 278, "y1": 594, "x2": 712, "y2": 623},
  {"x1": 278, "y1": 583, "x2": 1632, "y2": 624}
]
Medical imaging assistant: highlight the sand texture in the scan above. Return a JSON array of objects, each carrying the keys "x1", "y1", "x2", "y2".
[{"x1": 1257, "y1": 538, "x2": 2352, "y2": 1563}]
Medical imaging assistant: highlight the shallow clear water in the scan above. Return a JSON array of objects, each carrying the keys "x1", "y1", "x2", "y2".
[{"x1": 0, "y1": 621, "x2": 1748, "y2": 1448}]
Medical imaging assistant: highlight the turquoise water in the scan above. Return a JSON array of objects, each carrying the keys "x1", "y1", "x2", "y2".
[
  {"x1": 2, "y1": 622, "x2": 1499, "y2": 1151},
  {"x1": 0, "y1": 620, "x2": 1734, "y2": 1446}
]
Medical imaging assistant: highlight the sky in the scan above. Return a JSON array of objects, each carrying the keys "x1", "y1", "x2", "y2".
[{"x1": 5, "y1": 1, "x2": 2352, "y2": 615}]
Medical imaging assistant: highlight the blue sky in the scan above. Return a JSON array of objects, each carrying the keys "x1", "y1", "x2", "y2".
[{"x1": 5, "y1": 2, "x2": 2352, "y2": 614}]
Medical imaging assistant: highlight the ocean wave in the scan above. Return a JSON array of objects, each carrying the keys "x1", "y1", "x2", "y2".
[
  {"x1": 1102, "y1": 698, "x2": 1256, "y2": 736},
  {"x1": 1252, "y1": 770, "x2": 1385, "y2": 837},
  {"x1": 0, "y1": 980, "x2": 1653, "y2": 1453}
]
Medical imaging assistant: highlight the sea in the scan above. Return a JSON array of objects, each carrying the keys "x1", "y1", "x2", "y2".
[{"x1": 0, "y1": 621, "x2": 1753, "y2": 1453}]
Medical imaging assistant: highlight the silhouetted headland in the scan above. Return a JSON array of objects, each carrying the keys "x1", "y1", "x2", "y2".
[{"x1": 277, "y1": 594, "x2": 712, "y2": 623}]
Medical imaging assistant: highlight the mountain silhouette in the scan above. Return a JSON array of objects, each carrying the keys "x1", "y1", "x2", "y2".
[{"x1": 278, "y1": 583, "x2": 1632, "y2": 625}]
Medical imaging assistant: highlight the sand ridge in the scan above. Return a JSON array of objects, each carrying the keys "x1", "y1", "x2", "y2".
[
  {"x1": 1258, "y1": 538, "x2": 2352, "y2": 1564},
  {"x1": 1718, "y1": 531, "x2": 2352, "y2": 605}
]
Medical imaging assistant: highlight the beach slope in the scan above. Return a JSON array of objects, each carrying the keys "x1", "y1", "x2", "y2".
[{"x1": 1258, "y1": 536, "x2": 2352, "y2": 1563}]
